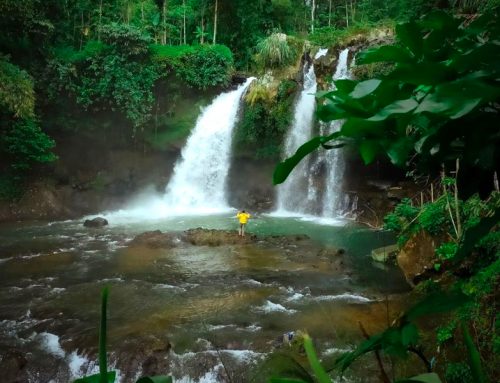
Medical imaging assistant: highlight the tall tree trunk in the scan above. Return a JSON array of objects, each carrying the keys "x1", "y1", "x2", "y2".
[
  {"x1": 201, "y1": 15, "x2": 205, "y2": 44},
  {"x1": 311, "y1": 0, "x2": 315, "y2": 33},
  {"x1": 80, "y1": 11, "x2": 84, "y2": 50},
  {"x1": 162, "y1": 0, "x2": 168, "y2": 45},
  {"x1": 345, "y1": 0, "x2": 349, "y2": 27},
  {"x1": 213, "y1": 0, "x2": 218, "y2": 44},
  {"x1": 98, "y1": 0, "x2": 103, "y2": 41},
  {"x1": 328, "y1": 0, "x2": 332, "y2": 27},
  {"x1": 183, "y1": 0, "x2": 187, "y2": 45},
  {"x1": 141, "y1": 1, "x2": 145, "y2": 22}
]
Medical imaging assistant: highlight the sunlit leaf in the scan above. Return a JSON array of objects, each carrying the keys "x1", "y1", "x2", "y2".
[
  {"x1": 368, "y1": 99, "x2": 418, "y2": 121},
  {"x1": 273, "y1": 137, "x2": 322, "y2": 184},
  {"x1": 349, "y1": 79, "x2": 381, "y2": 98}
]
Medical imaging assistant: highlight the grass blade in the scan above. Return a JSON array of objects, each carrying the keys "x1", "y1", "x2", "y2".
[{"x1": 99, "y1": 287, "x2": 109, "y2": 383}]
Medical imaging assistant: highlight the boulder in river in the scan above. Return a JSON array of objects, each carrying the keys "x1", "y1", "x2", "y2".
[{"x1": 83, "y1": 217, "x2": 108, "y2": 228}]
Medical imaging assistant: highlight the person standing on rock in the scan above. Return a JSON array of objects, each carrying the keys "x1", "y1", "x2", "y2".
[{"x1": 236, "y1": 210, "x2": 251, "y2": 237}]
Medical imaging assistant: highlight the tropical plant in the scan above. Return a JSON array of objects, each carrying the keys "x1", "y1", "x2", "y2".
[{"x1": 255, "y1": 33, "x2": 295, "y2": 69}]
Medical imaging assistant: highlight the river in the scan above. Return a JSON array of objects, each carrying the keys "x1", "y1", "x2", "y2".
[{"x1": 0, "y1": 214, "x2": 409, "y2": 382}]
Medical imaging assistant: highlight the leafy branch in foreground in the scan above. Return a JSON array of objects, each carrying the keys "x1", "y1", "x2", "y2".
[
  {"x1": 274, "y1": 9, "x2": 500, "y2": 199},
  {"x1": 73, "y1": 287, "x2": 172, "y2": 383}
]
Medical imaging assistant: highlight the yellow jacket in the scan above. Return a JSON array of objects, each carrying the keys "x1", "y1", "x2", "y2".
[{"x1": 237, "y1": 212, "x2": 251, "y2": 224}]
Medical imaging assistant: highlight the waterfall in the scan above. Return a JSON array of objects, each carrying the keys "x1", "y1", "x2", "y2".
[
  {"x1": 97, "y1": 78, "x2": 254, "y2": 221},
  {"x1": 163, "y1": 77, "x2": 255, "y2": 214},
  {"x1": 276, "y1": 63, "x2": 318, "y2": 214},
  {"x1": 321, "y1": 48, "x2": 351, "y2": 217},
  {"x1": 274, "y1": 48, "x2": 353, "y2": 220}
]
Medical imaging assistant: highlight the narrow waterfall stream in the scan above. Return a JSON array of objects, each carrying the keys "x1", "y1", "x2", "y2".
[
  {"x1": 275, "y1": 63, "x2": 318, "y2": 215},
  {"x1": 275, "y1": 48, "x2": 353, "y2": 220},
  {"x1": 321, "y1": 48, "x2": 351, "y2": 217}
]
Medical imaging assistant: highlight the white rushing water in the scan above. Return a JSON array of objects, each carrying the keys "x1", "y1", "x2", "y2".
[
  {"x1": 99, "y1": 78, "x2": 254, "y2": 221},
  {"x1": 163, "y1": 78, "x2": 255, "y2": 214},
  {"x1": 274, "y1": 48, "x2": 352, "y2": 221},
  {"x1": 321, "y1": 48, "x2": 351, "y2": 217},
  {"x1": 275, "y1": 63, "x2": 318, "y2": 214}
]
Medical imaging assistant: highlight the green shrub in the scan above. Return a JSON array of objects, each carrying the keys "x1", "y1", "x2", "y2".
[
  {"x1": 445, "y1": 362, "x2": 473, "y2": 383},
  {"x1": 0, "y1": 57, "x2": 35, "y2": 119},
  {"x1": 1, "y1": 119, "x2": 57, "y2": 172},
  {"x1": 255, "y1": 33, "x2": 295, "y2": 68},
  {"x1": 152, "y1": 44, "x2": 233, "y2": 89}
]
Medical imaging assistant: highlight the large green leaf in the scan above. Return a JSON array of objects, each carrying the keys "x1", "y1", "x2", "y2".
[
  {"x1": 269, "y1": 378, "x2": 309, "y2": 383},
  {"x1": 396, "y1": 21, "x2": 423, "y2": 59},
  {"x1": 333, "y1": 79, "x2": 357, "y2": 94},
  {"x1": 387, "y1": 138, "x2": 413, "y2": 167},
  {"x1": 335, "y1": 333, "x2": 384, "y2": 374},
  {"x1": 401, "y1": 323, "x2": 419, "y2": 347},
  {"x1": 136, "y1": 377, "x2": 173, "y2": 383},
  {"x1": 396, "y1": 372, "x2": 442, "y2": 383},
  {"x1": 357, "y1": 45, "x2": 414, "y2": 65},
  {"x1": 387, "y1": 62, "x2": 452, "y2": 85},
  {"x1": 359, "y1": 140, "x2": 380, "y2": 164},
  {"x1": 303, "y1": 334, "x2": 332, "y2": 383},
  {"x1": 420, "y1": 10, "x2": 460, "y2": 32},
  {"x1": 404, "y1": 290, "x2": 470, "y2": 322},
  {"x1": 317, "y1": 100, "x2": 348, "y2": 121},
  {"x1": 349, "y1": 79, "x2": 381, "y2": 99},
  {"x1": 273, "y1": 137, "x2": 322, "y2": 184},
  {"x1": 73, "y1": 372, "x2": 116, "y2": 383},
  {"x1": 340, "y1": 118, "x2": 383, "y2": 139},
  {"x1": 413, "y1": 76, "x2": 498, "y2": 119},
  {"x1": 368, "y1": 99, "x2": 419, "y2": 121}
]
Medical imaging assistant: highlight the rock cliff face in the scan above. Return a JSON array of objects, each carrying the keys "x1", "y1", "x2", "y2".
[{"x1": 397, "y1": 232, "x2": 440, "y2": 286}]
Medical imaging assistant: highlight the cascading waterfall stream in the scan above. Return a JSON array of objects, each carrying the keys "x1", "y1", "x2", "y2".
[
  {"x1": 274, "y1": 48, "x2": 353, "y2": 220},
  {"x1": 163, "y1": 77, "x2": 255, "y2": 214}
]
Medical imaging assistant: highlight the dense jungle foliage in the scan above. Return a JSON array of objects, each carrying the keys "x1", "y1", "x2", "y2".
[{"x1": 2, "y1": 0, "x2": 497, "y2": 199}]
